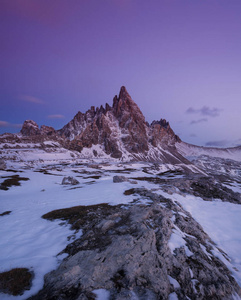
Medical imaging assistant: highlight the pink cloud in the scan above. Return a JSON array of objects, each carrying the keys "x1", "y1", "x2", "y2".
[
  {"x1": 47, "y1": 114, "x2": 65, "y2": 119},
  {"x1": 19, "y1": 95, "x2": 44, "y2": 104},
  {"x1": 0, "y1": 121, "x2": 9, "y2": 127},
  {"x1": 0, "y1": 121, "x2": 22, "y2": 128}
]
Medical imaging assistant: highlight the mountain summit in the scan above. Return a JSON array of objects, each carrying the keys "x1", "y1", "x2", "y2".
[
  {"x1": 17, "y1": 86, "x2": 187, "y2": 163},
  {"x1": 53, "y1": 86, "x2": 183, "y2": 162}
]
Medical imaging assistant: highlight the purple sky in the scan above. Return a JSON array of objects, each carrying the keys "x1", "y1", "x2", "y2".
[{"x1": 1, "y1": 0, "x2": 241, "y2": 147}]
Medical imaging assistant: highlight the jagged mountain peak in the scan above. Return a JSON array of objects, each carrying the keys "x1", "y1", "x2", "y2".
[
  {"x1": 57, "y1": 86, "x2": 184, "y2": 161},
  {"x1": 112, "y1": 86, "x2": 145, "y2": 125},
  {"x1": 18, "y1": 86, "x2": 186, "y2": 162},
  {"x1": 119, "y1": 85, "x2": 130, "y2": 99}
]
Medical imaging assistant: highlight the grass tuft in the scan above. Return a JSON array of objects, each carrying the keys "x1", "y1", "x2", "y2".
[{"x1": 42, "y1": 203, "x2": 112, "y2": 230}]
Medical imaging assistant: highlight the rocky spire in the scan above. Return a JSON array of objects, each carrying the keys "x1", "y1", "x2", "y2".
[
  {"x1": 21, "y1": 120, "x2": 40, "y2": 136},
  {"x1": 112, "y1": 86, "x2": 146, "y2": 126},
  {"x1": 18, "y1": 87, "x2": 184, "y2": 162},
  {"x1": 111, "y1": 86, "x2": 149, "y2": 153},
  {"x1": 118, "y1": 86, "x2": 131, "y2": 100}
]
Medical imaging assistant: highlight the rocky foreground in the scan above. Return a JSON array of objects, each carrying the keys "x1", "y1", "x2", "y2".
[
  {"x1": 29, "y1": 179, "x2": 241, "y2": 300},
  {"x1": 0, "y1": 154, "x2": 241, "y2": 299}
]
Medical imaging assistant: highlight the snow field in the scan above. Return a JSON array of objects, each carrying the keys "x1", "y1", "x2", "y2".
[
  {"x1": 1, "y1": 160, "x2": 241, "y2": 299},
  {"x1": 0, "y1": 166, "x2": 137, "y2": 299}
]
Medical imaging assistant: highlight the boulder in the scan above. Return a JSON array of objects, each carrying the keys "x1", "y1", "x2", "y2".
[
  {"x1": 62, "y1": 176, "x2": 79, "y2": 185},
  {"x1": 113, "y1": 175, "x2": 127, "y2": 183}
]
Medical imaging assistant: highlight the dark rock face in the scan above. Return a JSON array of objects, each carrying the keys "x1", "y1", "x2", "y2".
[{"x1": 29, "y1": 190, "x2": 241, "y2": 300}]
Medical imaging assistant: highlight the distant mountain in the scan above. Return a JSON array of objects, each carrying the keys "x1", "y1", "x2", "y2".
[
  {"x1": 1, "y1": 86, "x2": 241, "y2": 164},
  {"x1": 17, "y1": 86, "x2": 186, "y2": 163}
]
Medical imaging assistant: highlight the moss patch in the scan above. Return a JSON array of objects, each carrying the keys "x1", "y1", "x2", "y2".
[
  {"x1": 0, "y1": 268, "x2": 33, "y2": 296},
  {"x1": 0, "y1": 175, "x2": 29, "y2": 191},
  {"x1": 42, "y1": 203, "x2": 114, "y2": 230}
]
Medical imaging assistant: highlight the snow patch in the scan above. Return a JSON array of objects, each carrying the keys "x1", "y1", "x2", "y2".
[
  {"x1": 168, "y1": 275, "x2": 180, "y2": 289},
  {"x1": 92, "y1": 289, "x2": 110, "y2": 300}
]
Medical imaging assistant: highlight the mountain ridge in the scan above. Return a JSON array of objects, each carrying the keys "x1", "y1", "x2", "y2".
[
  {"x1": 1, "y1": 86, "x2": 241, "y2": 164},
  {"x1": 18, "y1": 86, "x2": 185, "y2": 163}
]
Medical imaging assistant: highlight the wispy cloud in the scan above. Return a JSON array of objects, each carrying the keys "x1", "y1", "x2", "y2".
[
  {"x1": 0, "y1": 121, "x2": 9, "y2": 127},
  {"x1": 186, "y1": 106, "x2": 222, "y2": 117},
  {"x1": 19, "y1": 94, "x2": 44, "y2": 104},
  {"x1": 190, "y1": 118, "x2": 208, "y2": 125},
  {"x1": 47, "y1": 114, "x2": 65, "y2": 119},
  {"x1": 205, "y1": 140, "x2": 229, "y2": 147},
  {"x1": 0, "y1": 121, "x2": 22, "y2": 128}
]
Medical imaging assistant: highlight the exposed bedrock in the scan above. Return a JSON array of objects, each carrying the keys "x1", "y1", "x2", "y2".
[{"x1": 29, "y1": 189, "x2": 241, "y2": 300}]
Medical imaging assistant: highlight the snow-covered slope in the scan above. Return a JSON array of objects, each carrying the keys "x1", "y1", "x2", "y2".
[{"x1": 176, "y1": 141, "x2": 241, "y2": 162}]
